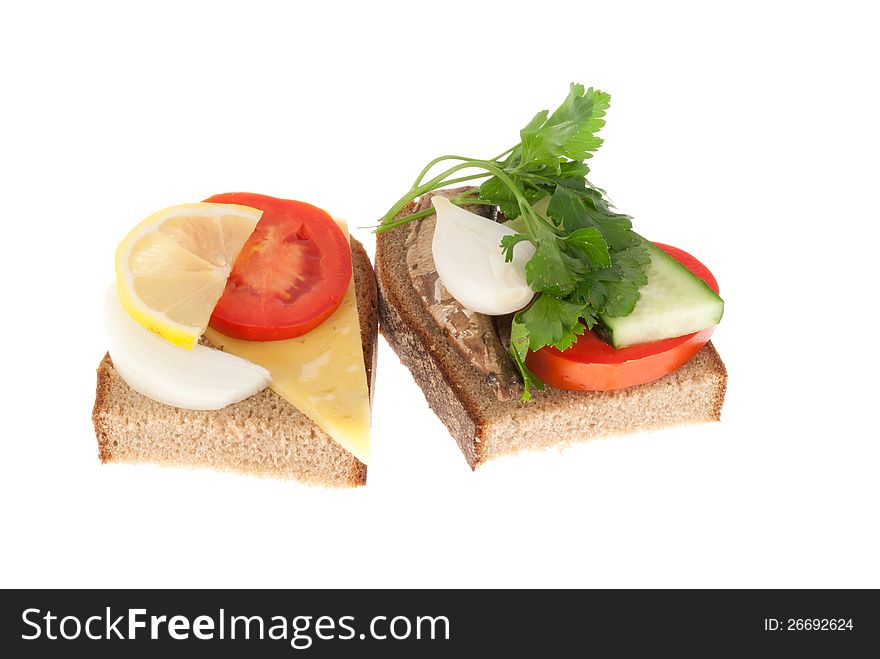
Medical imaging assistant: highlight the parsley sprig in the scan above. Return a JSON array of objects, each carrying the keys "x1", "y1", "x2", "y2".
[{"x1": 376, "y1": 84, "x2": 650, "y2": 401}]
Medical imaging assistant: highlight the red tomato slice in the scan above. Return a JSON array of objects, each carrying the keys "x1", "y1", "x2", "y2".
[
  {"x1": 525, "y1": 243, "x2": 719, "y2": 391},
  {"x1": 205, "y1": 192, "x2": 352, "y2": 341}
]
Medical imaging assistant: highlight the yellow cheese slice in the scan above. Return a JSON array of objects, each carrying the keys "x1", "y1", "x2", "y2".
[{"x1": 203, "y1": 220, "x2": 370, "y2": 464}]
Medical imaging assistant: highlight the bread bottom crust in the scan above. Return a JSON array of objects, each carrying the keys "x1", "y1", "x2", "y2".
[{"x1": 93, "y1": 355, "x2": 367, "y2": 487}]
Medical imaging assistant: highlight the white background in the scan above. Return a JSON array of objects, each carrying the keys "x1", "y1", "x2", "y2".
[{"x1": 1, "y1": 1, "x2": 878, "y2": 588}]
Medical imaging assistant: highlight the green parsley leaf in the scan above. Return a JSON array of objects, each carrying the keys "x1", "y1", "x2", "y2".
[
  {"x1": 545, "y1": 84, "x2": 611, "y2": 160},
  {"x1": 556, "y1": 163, "x2": 589, "y2": 190},
  {"x1": 580, "y1": 188, "x2": 638, "y2": 250},
  {"x1": 574, "y1": 242, "x2": 651, "y2": 318},
  {"x1": 480, "y1": 175, "x2": 524, "y2": 219},
  {"x1": 509, "y1": 316, "x2": 544, "y2": 402},
  {"x1": 500, "y1": 233, "x2": 532, "y2": 263},
  {"x1": 601, "y1": 243, "x2": 651, "y2": 317},
  {"x1": 519, "y1": 110, "x2": 560, "y2": 170},
  {"x1": 564, "y1": 227, "x2": 612, "y2": 269},
  {"x1": 520, "y1": 294, "x2": 587, "y2": 351},
  {"x1": 524, "y1": 239, "x2": 581, "y2": 296},
  {"x1": 519, "y1": 84, "x2": 611, "y2": 166},
  {"x1": 547, "y1": 184, "x2": 586, "y2": 230}
]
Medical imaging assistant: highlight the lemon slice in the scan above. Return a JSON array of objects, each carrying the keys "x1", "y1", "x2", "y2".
[{"x1": 115, "y1": 203, "x2": 262, "y2": 349}]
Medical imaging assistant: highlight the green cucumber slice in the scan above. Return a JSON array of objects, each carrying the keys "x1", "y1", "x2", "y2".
[{"x1": 601, "y1": 241, "x2": 724, "y2": 348}]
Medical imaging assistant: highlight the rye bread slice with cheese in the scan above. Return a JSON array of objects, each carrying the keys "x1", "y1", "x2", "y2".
[
  {"x1": 92, "y1": 237, "x2": 377, "y2": 488},
  {"x1": 376, "y1": 192, "x2": 727, "y2": 469}
]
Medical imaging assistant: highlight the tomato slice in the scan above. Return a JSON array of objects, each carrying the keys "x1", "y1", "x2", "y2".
[
  {"x1": 205, "y1": 192, "x2": 352, "y2": 341},
  {"x1": 525, "y1": 243, "x2": 719, "y2": 391}
]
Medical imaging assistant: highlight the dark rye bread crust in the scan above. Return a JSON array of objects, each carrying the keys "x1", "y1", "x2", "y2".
[
  {"x1": 376, "y1": 199, "x2": 728, "y2": 469},
  {"x1": 92, "y1": 237, "x2": 378, "y2": 487}
]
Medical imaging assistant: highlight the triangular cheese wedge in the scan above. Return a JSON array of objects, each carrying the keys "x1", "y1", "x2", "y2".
[{"x1": 203, "y1": 220, "x2": 370, "y2": 464}]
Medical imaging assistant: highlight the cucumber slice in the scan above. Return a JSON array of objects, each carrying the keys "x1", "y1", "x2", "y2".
[{"x1": 602, "y1": 241, "x2": 724, "y2": 348}]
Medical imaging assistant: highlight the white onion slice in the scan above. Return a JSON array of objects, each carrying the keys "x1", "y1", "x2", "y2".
[{"x1": 104, "y1": 286, "x2": 270, "y2": 410}]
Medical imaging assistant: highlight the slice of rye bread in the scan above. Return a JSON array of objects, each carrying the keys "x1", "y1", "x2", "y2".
[
  {"x1": 376, "y1": 194, "x2": 728, "y2": 469},
  {"x1": 92, "y1": 237, "x2": 378, "y2": 488}
]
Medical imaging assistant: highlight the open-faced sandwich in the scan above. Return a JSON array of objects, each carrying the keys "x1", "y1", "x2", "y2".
[
  {"x1": 375, "y1": 84, "x2": 726, "y2": 468},
  {"x1": 93, "y1": 193, "x2": 377, "y2": 487}
]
